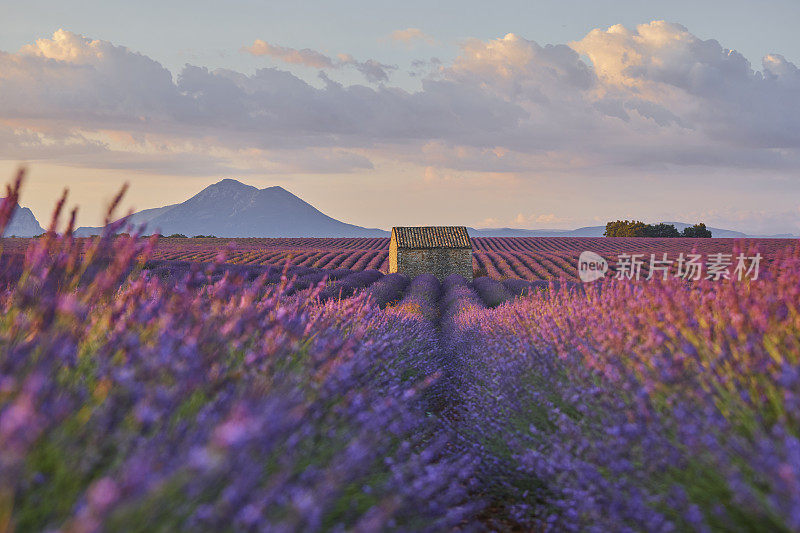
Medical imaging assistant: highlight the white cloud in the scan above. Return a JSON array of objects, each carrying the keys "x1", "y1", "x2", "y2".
[
  {"x1": 571, "y1": 21, "x2": 800, "y2": 148},
  {"x1": 20, "y1": 28, "x2": 109, "y2": 63},
  {"x1": 0, "y1": 29, "x2": 181, "y2": 124}
]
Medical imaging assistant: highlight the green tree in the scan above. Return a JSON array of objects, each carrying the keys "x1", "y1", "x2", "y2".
[
  {"x1": 605, "y1": 221, "x2": 684, "y2": 238},
  {"x1": 682, "y1": 223, "x2": 712, "y2": 238},
  {"x1": 644, "y1": 223, "x2": 680, "y2": 238},
  {"x1": 604, "y1": 220, "x2": 650, "y2": 237}
]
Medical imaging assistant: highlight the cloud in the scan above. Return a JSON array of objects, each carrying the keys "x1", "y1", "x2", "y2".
[
  {"x1": 1, "y1": 25, "x2": 800, "y2": 184},
  {"x1": 473, "y1": 213, "x2": 573, "y2": 229},
  {"x1": 244, "y1": 40, "x2": 334, "y2": 68},
  {"x1": 242, "y1": 39, "x2": 396, "y2": 83},
  {"x1": 572, "y1": 21, "x2": 752, "y2": 96},
  {"x1": 0, "y1": 29, "x2": 183, "y2": 127},
  {"x1": 477, "y1": 216, "x2": 500, "y2": 227},
  {"x1": 513, "y1": 213, "x2": 570, "y2": 226},
  {"x1": 571, "y1": 21, "x2": 800, "y2": 148},
  {"x1": 420, "y1": 166, "x2": 518, "y2": 189},
  {"x1": 449, "y1": 33, "x2": 595, "y2": 95},
  {"x1": 20, "y1": 28, "x2": 109, "y2": 62},
  {"x1": 389, "y1": 28, "x2": 436, "y2": 46}
]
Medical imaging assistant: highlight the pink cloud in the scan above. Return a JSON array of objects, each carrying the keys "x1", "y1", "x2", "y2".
[
  {"x1": 389, "y1": 28, "x2": 436, "y2": 46},
  {"x1": 242, "y1": 39, "x2": 395, "y2": 82},
  {"x1": 243, "y1": 40, "x2": 334, "y2": 69}
]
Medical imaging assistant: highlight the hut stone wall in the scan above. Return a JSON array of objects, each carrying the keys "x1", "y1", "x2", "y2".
[
  {"x1": 394, "y1": 248, "x2": 472, "y2": 280},
  {"x1": 389, "y1": 227, "x2": 473, "y2": 280}
]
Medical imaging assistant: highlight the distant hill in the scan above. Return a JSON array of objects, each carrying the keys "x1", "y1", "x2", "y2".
[
  {"x1": 0, "y1": 201, "x2": 44, "y2": 237},
  {"x1": 469, "y1": 224, "x2": 797, "y2": 239},
  {"x1": 64, "y1": 179, "x2": 797, "y2": 239},
  {"x1": 467, "y1": 227, "x2": 573, "y2": 237},
  {"x1": 75, "y1": 179, "x2": 387, "y2": 237}
]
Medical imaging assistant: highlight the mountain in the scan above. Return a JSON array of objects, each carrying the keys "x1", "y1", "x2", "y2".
[
  {"x1": 75, "y1": 179, "x2": 387, "y2": 237},
  {"x1": 0, "y1": 201, "x2": 44, "y2": 237},
  {"x1": 121, "y1": 203, "x2": 180, "y2": 227},
  {"x1": 662, "y1": 222, "x2": 747, "y2": 239},
  {"x1": 71, "y1": 179, "x2": 797, "y2": 239},
  {"x1": 469, "y1": 224, "x2": 797, "y2": 239},
  {"x1": 468, "y1": 227, "x2": 573, "y2": 237}
]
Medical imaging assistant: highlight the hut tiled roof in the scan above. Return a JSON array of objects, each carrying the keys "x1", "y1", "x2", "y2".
[{"x1": 391, "y1": 226, "x2": 472, "y2": 249}]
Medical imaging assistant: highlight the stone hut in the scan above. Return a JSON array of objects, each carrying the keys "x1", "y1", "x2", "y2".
[{"x1": 389, "y1": 226, "x2": 473, "y2": 280}]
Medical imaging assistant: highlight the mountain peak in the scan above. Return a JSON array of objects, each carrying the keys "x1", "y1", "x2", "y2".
[
  {"x1": 199, "y1": 179, "x2": 296, "y2": 194},
  {"x1": 261, "y1": 185, "x2": 289, "y2": 192},
  {"x1": 208, "y1": 178, "x2": 256, "y2": 190},
  {"x1": 193, "y1": 179, "x2": 258, "y2": 201},
  {"x1": 0, "y1": 200, "x2": 44, "y2": 237},
  {"x1": 205, "y1": 180, "x2": 293, "y2": 196},
  {"x1": 70, "y1": 177, "x2": 385, "y2": 237}
]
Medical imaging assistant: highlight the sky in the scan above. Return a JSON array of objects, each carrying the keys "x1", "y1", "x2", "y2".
[{"x1": 1, "y1": 0, "x2": 799, "y2": 234}]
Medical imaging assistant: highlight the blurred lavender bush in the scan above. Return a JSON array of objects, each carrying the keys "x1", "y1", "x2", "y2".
[{"x1": 0, "y1": 171, "x2": 478, "y2": 531}]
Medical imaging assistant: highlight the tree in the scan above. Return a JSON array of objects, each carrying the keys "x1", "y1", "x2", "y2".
[
  {"x1": 604, "y1": 220, "x2": 650, "y2": 237},
  {"x1": 644, "y1": 223, "x2": 680, "y2": 238},
  {"x1": 605, "y1": 220, "x2": 700, "y2": 238},
  {"x1": 166, "y1": 233, "x2": 188, "y2": 238},
  {"x1": 682, "y1": 223, "x2": 712, "y2": 238}
]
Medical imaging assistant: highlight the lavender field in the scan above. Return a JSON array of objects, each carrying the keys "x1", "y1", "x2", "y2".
[
  {"x1": 5, "y1": 234, "x2": 795, "y2": 285},
  {"x1": 2, "y1": 175, "x2": 800, "y2": 532}
]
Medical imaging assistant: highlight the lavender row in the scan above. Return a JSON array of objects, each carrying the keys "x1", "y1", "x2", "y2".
[
  {"x1": 364, "y1": 272, "x2": 409, "y2": 308},
  {"x1": 471, "y1": 276, "x2": 514, "y2": 308},
  {"x1": 392, "y1": 273, "x2": 441, "y2": 323},
  {"x1": 441, "y1": 274, "x2": 486, "y2": 323},
  {"x1": 316, "y1": 269, "x2": 383, "y2": 302}
]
